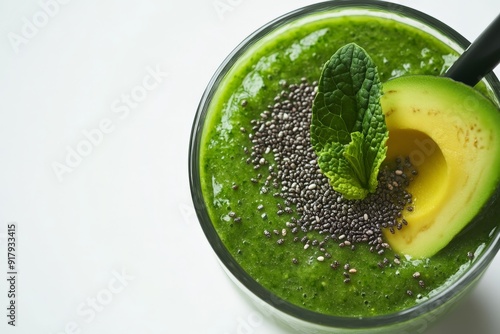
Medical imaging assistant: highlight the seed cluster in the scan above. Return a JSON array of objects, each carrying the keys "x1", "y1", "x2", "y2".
[{"x1": 244, "y1": 78, "x2": 416, "y2": 259}]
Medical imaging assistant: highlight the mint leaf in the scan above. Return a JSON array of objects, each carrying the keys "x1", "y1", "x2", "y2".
[
  {"x1": 344, "y1": 131, "x2": 368, "y2": 187},
  {"x1": 310, "y1": 43, "x2": 388, "y2": 200},
  {"x1": 317, "y1": 141, "x2": 369, "y2": 200}
]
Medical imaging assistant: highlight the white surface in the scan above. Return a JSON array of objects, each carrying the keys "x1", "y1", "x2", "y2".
[{"x1": 0, "y1": 0, "x2": 499, "y2": 333}]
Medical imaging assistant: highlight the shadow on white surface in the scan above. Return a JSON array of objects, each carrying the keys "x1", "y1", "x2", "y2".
[{"x1": 426, "y1": 292, "x2": 496, "y2": 334}]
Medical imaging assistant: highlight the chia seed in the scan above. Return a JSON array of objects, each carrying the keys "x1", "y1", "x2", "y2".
[{"x1": 246, "y1": 79, "x2": 418, "y2": 276}]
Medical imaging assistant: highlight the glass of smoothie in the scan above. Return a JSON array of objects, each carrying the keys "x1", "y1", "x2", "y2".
[{"x1": 189, "y1": 1, "x2": 500, "y2": 333}]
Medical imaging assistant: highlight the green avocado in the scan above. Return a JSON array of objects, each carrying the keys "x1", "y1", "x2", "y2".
[{"x1": 380, "y1": 75, "x2": 500, "y2": 258}]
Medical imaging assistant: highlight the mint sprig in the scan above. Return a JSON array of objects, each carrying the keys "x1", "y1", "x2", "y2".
[{"x1": 310, "y1": 43, "x2": 388, "y2": 200}]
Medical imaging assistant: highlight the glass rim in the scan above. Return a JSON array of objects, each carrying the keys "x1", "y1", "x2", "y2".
[{"x1": 189, "y1": 0, "x2": 500, "y2": 329}]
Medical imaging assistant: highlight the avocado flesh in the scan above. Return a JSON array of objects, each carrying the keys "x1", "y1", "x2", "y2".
[{"x1": 380, "y1": 75, "x2": 500, "y2": 258}]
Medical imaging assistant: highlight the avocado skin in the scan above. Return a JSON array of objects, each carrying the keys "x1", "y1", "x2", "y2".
[{"x1": 453, "y1": 179, "x2": 500, "y2": 244}]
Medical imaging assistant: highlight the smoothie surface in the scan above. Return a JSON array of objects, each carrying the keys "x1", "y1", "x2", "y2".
[{"x1": 199, "y1": 13, "x2": 497, "y2": 316}]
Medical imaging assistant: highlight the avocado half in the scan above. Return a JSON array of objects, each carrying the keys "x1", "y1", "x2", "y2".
[{"x1": 380, "y1": 75, "x2": 500, "y2": 258}]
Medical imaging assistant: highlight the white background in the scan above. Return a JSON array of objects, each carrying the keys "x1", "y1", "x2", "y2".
[{"x1": 1, "y1": 0, "x2": 499, "y2": 333}]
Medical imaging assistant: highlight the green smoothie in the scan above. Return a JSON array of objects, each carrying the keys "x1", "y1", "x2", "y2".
[{"x1": 198, "y1": 13, "x2": 498, "y2": 317}]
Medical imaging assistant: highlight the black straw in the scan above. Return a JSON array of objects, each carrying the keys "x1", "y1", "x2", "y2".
[{"x1": 445, "y1": 13, "x2": 500, "y2": 87}]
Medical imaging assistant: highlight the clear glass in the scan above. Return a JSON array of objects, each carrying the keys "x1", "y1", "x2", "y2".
[{"x1": 189, "y1": 1, "x2": 500, "y2": 333}]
